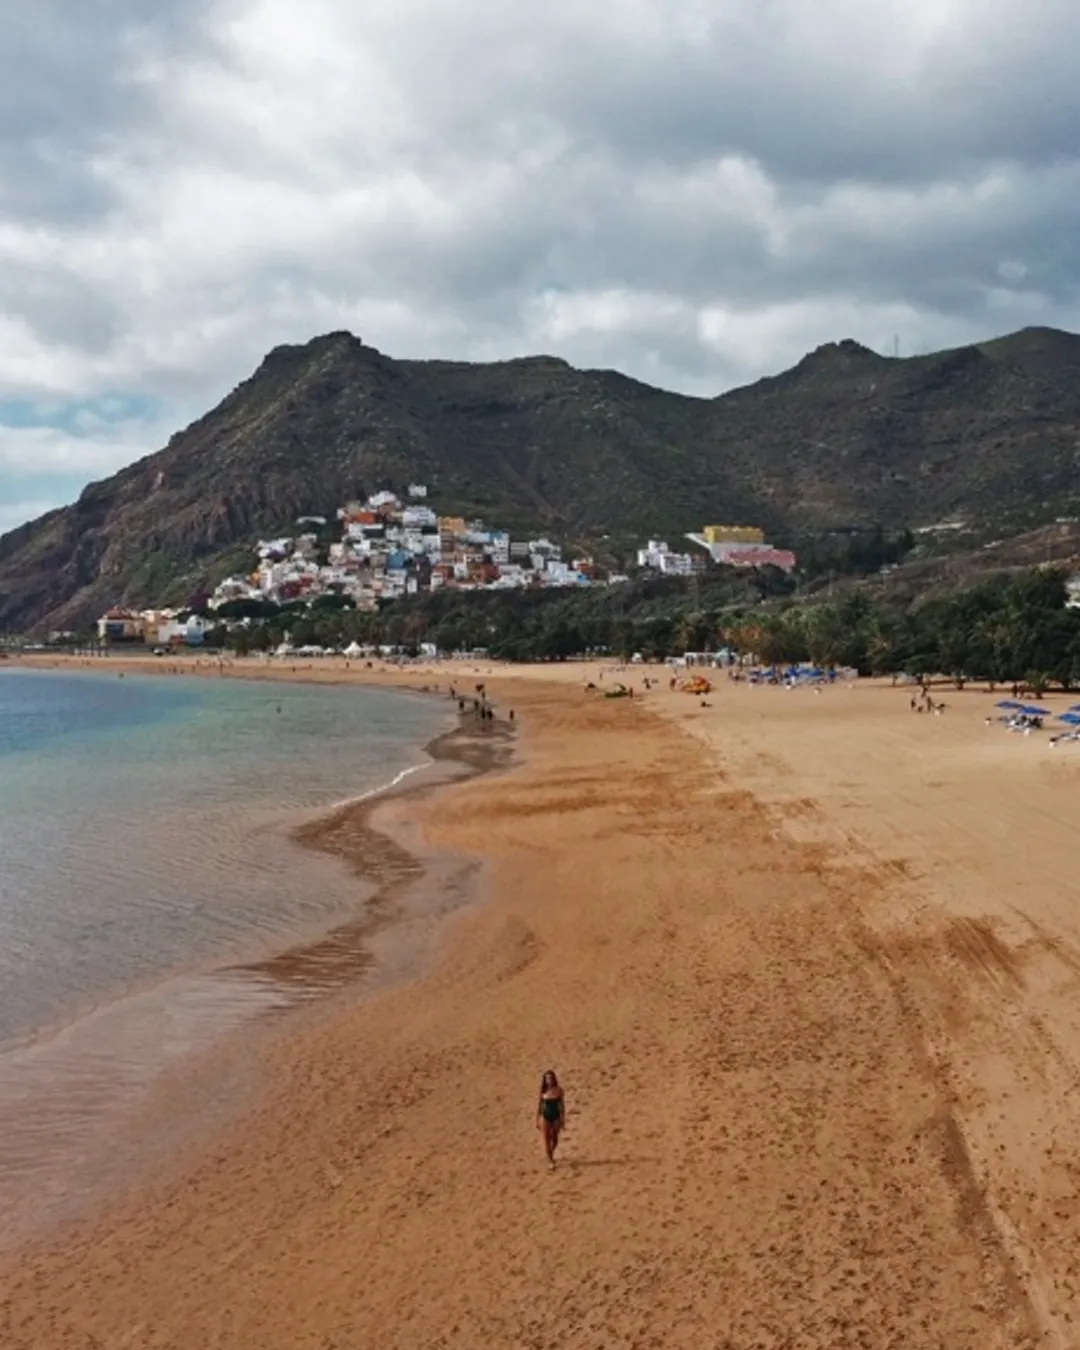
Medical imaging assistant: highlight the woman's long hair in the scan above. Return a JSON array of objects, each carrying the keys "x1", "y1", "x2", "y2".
[{"x1": 539, "y1": 1068, "x2": 560, "y2": 1095}]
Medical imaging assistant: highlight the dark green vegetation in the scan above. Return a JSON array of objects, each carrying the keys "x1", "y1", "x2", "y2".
[
  {"x1": 221, "y1": 568, "x2": 786, "y2": 661},
  {"x1": 2, "y1": 324, "x2": 1080, "y2": 633},
  {"x1": 726, "y1": 570, "x2": 1080, "y2": 693},
  {"x1": 220, "y1": 567, "x2": 1080, "y2": 692}
]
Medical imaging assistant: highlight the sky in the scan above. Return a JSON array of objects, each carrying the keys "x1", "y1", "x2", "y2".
[{"x1": 2, "y1": 0, "x2": 1080, "y2": 535}]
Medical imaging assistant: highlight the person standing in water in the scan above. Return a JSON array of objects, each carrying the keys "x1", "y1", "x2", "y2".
[{"x1": 536, "y1": 1069, "x2": 565, "y2": 1168}]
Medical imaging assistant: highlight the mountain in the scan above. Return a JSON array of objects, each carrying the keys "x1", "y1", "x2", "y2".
[
  {"x1": 817, "y1": 518, "x2": 1080, "y2": 611},
  {"x1": 2, "y1": 325, "x2": 1080, "y2": 633}
]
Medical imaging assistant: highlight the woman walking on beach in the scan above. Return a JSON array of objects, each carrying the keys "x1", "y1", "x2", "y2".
[{"x1": 537, "y1": 1070, "x2": 565, "y2": 1169}]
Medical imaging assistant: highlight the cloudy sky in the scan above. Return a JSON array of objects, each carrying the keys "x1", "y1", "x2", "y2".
[{"x1": 1, "y1": 0, "x2": 1079, "y2": 534}]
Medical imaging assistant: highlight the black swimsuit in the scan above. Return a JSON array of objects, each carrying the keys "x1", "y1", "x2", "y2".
[{"x1": 540, "y1": 1095, "x2": 561, "y2": 1124}]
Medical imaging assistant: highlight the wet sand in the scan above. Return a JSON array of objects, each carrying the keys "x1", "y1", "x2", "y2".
[
  {"x1": 1, "y1": 657, "x2": 1079, "y2": 1346},
  {"x1": 0, "y1": 703, "x2": 508, "y2": 1250}
]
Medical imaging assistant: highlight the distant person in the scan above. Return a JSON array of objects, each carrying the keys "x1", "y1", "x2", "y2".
[{"x1": 536, "y1": 1070, "x2": 565, "y2": 1169}]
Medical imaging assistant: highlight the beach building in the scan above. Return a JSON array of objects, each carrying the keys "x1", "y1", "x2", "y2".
[
  {"x1": 155, "y1": 616, "x2": 209, "y2": 647},
  {"x1": 97, "y1": 607, "x2": 145, "y2": 642}
]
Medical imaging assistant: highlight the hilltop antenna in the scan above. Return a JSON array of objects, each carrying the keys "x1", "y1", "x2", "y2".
[{"x1": 893, "y1": 334, "x2": 900, "y2": 359}]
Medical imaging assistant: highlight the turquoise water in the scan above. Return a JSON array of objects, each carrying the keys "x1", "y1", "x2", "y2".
[{"x1": 0, "y1": 668, "x2": 450, "y2": 1048}]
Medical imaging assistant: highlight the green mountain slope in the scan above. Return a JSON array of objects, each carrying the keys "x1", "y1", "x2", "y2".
[{"x1": 2, "y1": 326, "x2": 1079, "y2": 632}]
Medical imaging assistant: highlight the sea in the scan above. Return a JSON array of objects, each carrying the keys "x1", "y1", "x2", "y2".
[{"x1": 0, "y1": 666, "x2": 453, "y2": 1237}]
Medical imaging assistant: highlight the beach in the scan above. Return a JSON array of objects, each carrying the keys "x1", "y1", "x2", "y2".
[{"x1": 2, "y1": 656, "x2": 1080, "y2": 1347}]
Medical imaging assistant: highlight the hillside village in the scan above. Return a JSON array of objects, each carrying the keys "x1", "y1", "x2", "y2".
[
  {"x1": 211, "y1": 484, "x2": 606, "y2": 611},
  {"x1": 94, "y1": 485, "x2": 796, "y2": 645}
]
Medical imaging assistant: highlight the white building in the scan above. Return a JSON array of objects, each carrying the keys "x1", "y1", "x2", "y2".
[
  {"x1": 258, "y1": 537, "x2": 292, "y2": 560},
  {"x1": 637, "y1": 540, "x2": 694, "y2": 574},
  {"x1": 637, "y1": 539, "x2": 670, "y2": 568}
]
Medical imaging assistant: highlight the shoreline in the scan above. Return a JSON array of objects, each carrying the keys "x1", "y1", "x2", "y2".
[
  {"x1": 0, "y1": 680, "x2": 514, "y2": 1251},
  {"x1": 237, "y1": 713, "x2": 516, "y2": 997},
  {"x1": 0, "y1": 668, "x2": 480, "y2": 1053},
  {"x1": 2, "y1": 661, "x2": 1079, "y2": 1345}
]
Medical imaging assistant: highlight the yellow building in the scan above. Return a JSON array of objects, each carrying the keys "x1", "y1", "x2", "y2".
[{"x1": 703, "y1": 525, "x2": 765, "y2": 545}]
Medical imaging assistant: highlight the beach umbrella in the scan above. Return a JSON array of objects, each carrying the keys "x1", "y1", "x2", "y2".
[
  {"x1": 1058, "y1": 713, "x2": 1080, "y2": 725},
  {"x1": 995, "y1": 700, "x2": 1021, "y2": 709},
  {"x1": 1023, "y1": 705, "x2": 1051, "y2": 717},
  {"x1": 1070, "y1": 703, "x2": 1080, "y2": 711}
]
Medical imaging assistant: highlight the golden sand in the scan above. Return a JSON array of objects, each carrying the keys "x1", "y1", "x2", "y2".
[{"x1": 2, "y1": 655, "x2": 1079, "y2": 1347}]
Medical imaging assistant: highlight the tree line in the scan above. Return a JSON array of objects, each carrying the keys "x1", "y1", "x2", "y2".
[
  {"x1": 723, "y1": 569, "x2": 1080, "y2": 692},
  {"x1": 216, "y1": 567, "x2": 1080, "y2": 691}
]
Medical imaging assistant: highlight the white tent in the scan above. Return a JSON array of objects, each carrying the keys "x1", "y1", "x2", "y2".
[{"x1": 343, "y1": 641, "x2": 364, "y2": 658}]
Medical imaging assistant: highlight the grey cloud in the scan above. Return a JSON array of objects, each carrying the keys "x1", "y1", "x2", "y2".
[
  {"x1": 370, "y1": 0, "x2": 1080, "y2": 185},
  {"x1": 0, "y1": 263, "x2": 122, "y2": 353},
  {"x1": 0, "y1": 0, "x2": 214, "y2": 221},
  {"x1": 3, "y1": 0, "x2": 1080, "y2": 536},
  {"x1": 221, "y1": 0, "x2": 1080, "y2": 342}
]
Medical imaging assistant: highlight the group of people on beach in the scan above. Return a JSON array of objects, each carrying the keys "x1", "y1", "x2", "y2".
[
  {"x1": 448, "y1": 683, "x2": 513, "y2": 728},
  {"x1": 909, "y1": 687, "x2": 947, "y2": 715}
]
